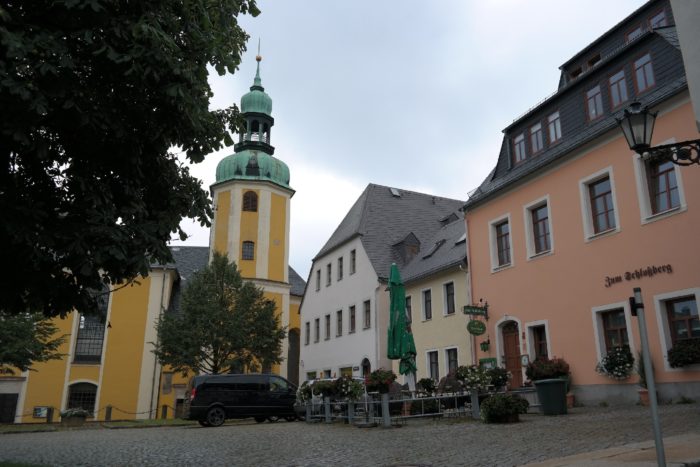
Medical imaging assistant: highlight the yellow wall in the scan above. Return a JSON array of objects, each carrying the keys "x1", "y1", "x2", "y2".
[
  {"x1": 268, "y1": 193, "x2": 287, "y2": 282},
  {"x1": 213, "y1": 190, "x2": 230, "y2": 255},
  {"x1": 289, "y1": 296, "x2": 301, "y2": 331},
  {"x1": 239, "y1": 190, "x2": 259, "y2": 278}
]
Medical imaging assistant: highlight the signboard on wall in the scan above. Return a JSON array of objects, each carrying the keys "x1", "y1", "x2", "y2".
[{"x1": 467, "y1": 320, "x2": 486, "y2": 336}]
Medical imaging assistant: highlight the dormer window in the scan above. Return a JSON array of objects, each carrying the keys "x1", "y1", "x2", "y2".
[
  {"x1": 626, "y1": 25, "x2": 643, "y2": 44},
  {"x1": 587, "y1": 53, "x2": 601, "y2": 69},
  {"x1": 513, "y1": 133, "x2": 526, "y2": 164},
  {"x1": 570, "y1": 67, "x2": 583, "y2": 80},
  {"x1": 649, "y1": 10, "x2": 667, "y2": 29}
]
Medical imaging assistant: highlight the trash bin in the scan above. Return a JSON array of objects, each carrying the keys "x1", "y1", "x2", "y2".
[{"x1": 534, "y1": 378, "x2": 567, "y2": 415}]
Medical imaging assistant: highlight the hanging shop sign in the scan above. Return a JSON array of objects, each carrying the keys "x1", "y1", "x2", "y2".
[
  {"x1": 604, "y1": 264, "x2": 673, "y2": 288},
  {"x1": 467, "y1": 319, "x2": 486, "y2": 336},
  {"x1": 463, "y1": 304, "x2": 488, "y2": 317}
]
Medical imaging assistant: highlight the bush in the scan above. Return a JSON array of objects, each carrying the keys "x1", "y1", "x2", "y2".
[
  {"x1": 480, "y1": 393, "x2": 529, "y2": 424},
  {"x1": 60, "y1": 408, "x2": 90, "y2": 418},
  {"x1": 417, "y1": 378, "x2": 436, "y2": 395},
  {"x1": 311, "y1": 380, "x2": 336, "y2": 397},
  {"x1": 487, "y1": 367, "x2": 511, "y2": 389},
  {"x1": 365, "y1": 368, "x2": 396, "y2": 393},
  {"x1": 297, "y1": 381, "x2": 312, "y2": 403},
  {"x1": 667, "y1": 339, "x2": 700, "y2": 368},
  {"x1": 526, "y1": 357, "x2": 570, "y2": 381},
  {"x1": 334, "y1": 376, "x2": 364, "y2": 401},
  {"x1": 596, "y1": 346, "x2": 634, "y2": 380},
  {"x1": 455, "y1": 365, "x2": 490, "y2": 390}
]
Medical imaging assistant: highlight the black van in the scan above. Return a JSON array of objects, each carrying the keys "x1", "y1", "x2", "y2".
[{"x1": 185, "y1": 373, "x2": 297, "y2": 427}]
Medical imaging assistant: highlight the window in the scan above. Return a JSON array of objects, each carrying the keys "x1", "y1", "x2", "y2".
[
  {"x1": 570, "y1": 66, "x2": 583, "y2": 80},
  {"x1": 513, "y1": 133, "x2": 526, "y2": 164},
  {"x1": 66, "y1": 383, "x2": 97, "y2": 416},
  {"x1": 74, "y1": 313, "x2": 106, "y2": 363},
  {"x1": 649, "y1": 10, "x2": 667, "y2": 28},
  {"x1": 336, "y1": 310, "x2": 343, "y2": 336},
  {"x1": 324, "y1": 314, "x2": 331, "y2": 340},
  {"x1": 601, "y1": 309, "x2": 629, "y2": 351},
  {"x1": 242, "y1": 191, "x2": 258, "y2": 212},
  {"x1": 340, "y1": 367, "x2": 352, "y2": 377},
  {"x1": 548, "y1": 111, "x2": 562, "y2": 144},
  {"x1": 349, "y1": 305, "x2": 356, "y2": 333},
  {"x1": 363, "y1": 300, "x2": 371, "y2": 329},
  {"x1": 350, "y1": 249, "x2": 356, "y2": 274},
  {"x1": 323, "y1": 369, "x2": 331, "y2": 378},
  {"x1": 306, "y1": 371, "x2": 317, "y2": 381},
  {"x1": 531, "y1": 203, "x2": 551, "y2": 254},
  {"x1": 634, "y1": 54, "x2": 655, "y2": 93},
  {"x1": 446, "y1": 348, "x2": 458, "y2": 375},
  {"x1": 315, "y1": 270, "x2": 320, "y2": 291},
  {"x1": 242, "y1": 241, "x2": 255, "y2": 260},
  {"x1": 423, "y1": 289, "x2": 432, "y2": 320},
  {"x1": 495, "y1": 220, "x2": 511, "y2": 266},
  {"x1": 589, "y1": 177, "x2": 616, "y2": 234},
  {"x1": 405, "y1": 296, "x2": 412, "y2": 323},
  {"x1": 626, "y1": 25, "x2": 643, "y2": 43},
  {"x1": 304, "y1": 322, "x2": 310, "y2": 345},
  {"x1": 314, "y1": 318, "x2": 320, "y2": 343},
  {"x1": 587, "y1": 53, "x2": 601, "y2": 68},
  {"x1": 428, "y1": 351, "x2": 439, "y2": 380},
  {"x1": 648, "y1": 160, "x2": 680, "y2": 214},
  {"x1": 444, "y1": 282, "x2": 455, "y2": 315},
  {"x1": 666, "y1": 297, "x2": 699, "y2": 344},
  {"x1": 337, "y1": 257, "x2": 343, "y2": 281},
  {"x1": 609, "y1": 70, "x2": 628, "y2": 109},
  {"x1": 326, "y1": 263, "x2": 332, "y2": 286},
  {"x1": 586, "y1": 85, "x2": 604, "y2": 121},
  {"x1": 530, "y1": 123, "x2": 543, "y2": 154},
  {"x1": 532, "y1": 325, "x2": 549, "y2": 360}
]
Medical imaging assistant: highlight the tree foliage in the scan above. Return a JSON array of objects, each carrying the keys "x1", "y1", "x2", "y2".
[
  {"x1": 0, "y1": 1, "x2": 259, "y2": 318},
  {"x1": 0, "y1": 311, "x2": 67, "y2": 374},
  {"x1": 153, "y1": 252, "x2": 286, "y2": 375}
]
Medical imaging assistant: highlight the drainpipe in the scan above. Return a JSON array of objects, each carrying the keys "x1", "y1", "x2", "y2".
[
  {"x1": 149, "y1": 267, "x2": 168, "y2": 419},
  {"x1": 462, "y1": 216, "x2": 477, "y2": 366}
]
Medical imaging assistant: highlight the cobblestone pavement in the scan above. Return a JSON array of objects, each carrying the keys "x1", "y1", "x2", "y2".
[{"x1": 2, "y1": 404, "x2": 699, "y2": 466}]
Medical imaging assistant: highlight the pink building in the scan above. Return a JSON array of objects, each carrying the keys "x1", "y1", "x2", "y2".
[{"x1": 463, "y1": 0, "x2": 700, "y2": 404}]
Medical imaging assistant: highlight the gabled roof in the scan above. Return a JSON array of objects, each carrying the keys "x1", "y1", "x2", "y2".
[
  {"x1": 288, "y1": 267, "x2": 306, "y2": 297},
  {"x1": 400, "y1": 215, "x2": 467, "y2": 284},
  {"x1": 314, "y1": 183, "x2": 464, "y2": 281}
]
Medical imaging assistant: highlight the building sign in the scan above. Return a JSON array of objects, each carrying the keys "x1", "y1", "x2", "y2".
[
  {"x1": 463, "y1": 305, "x2": 488, "y2": 316},
  {"x1": 467, "y1": 320, "x2": 486, "y2": 336},
  {"x1": 604, "y1": 264, "x2": 673, "y2": 288}
]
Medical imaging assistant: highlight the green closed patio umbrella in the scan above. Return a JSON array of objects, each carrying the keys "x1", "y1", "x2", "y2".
[{"x1": 387, "y1": 263, "x2": 417, "y2": 381}]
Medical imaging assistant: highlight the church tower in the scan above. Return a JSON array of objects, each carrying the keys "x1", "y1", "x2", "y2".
[{"x1": 210, "y1": 54, "x2": 295, "y2": 378}]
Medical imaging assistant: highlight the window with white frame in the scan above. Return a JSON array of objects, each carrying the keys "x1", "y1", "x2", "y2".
[
  {"x1": 513, "y1": 133, "x2": 526, "y2": 164},
  {"x1": 586, "y1": 85, "x2": 604, "y2": 121},
  {"x1": 314, "y1": 318, "x2": 320, "y2": 343},
  {"x1": 592, "y1": 302, "x2": 634, "y2": 363},
  {"x1": 634, "y1": 53, "x2": 655, "y2": 93},
  {"x1": 579, "y1": 169, "x2": 619, "y2": 240},
  {"x1": 524, "y1": 198, "x2": 552, "y2": 258},
  {"x1": 489, "y1": 215, "x2": 513, "y2": 269},
  {"x1": 531, "y1": 325, "x2": 549, "y2": 360},
  {"x1": 324, "y1": 314, "x2": 331, "y2": 340},
  {"x1": 609, "y1": 69, "x2": 628, "y2": 109},
  {"x1": 548, "y1": 111, "x2": 562, "y2": 144},
  {"x1": 422, "y1": 289, "x2": 432, "y2": 320},
  {"x1": 363, "y1": 300, "x2": 371, "y2": 329},
  {"x1": 653, "y1": 289, "x2": 700, "y2": 370},
  {"x1": 427, "y1": 350, "x2": 439, "y2": 380},
  {"x1": 336, "y1": 309, "x2": 343, "y2": 336},
  {"x1": 633, "y1": 151, "x2": 686, "y2": 223},
  {"x1": 445, "y1": 348, "x2": 458, "y2": 375},
  {"x1": 444, "y1": 282, "x2": 455, "y2": 315},
  {"x1": 530, "y1": 123, "x2": 543, "y2": 154},
  {"x1": 349, "y1": 305, "x2": 356, "y2": 333}
]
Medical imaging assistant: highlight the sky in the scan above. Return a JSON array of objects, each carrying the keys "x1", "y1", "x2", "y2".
[{"x1": 170, "y1": 0, "x2": 647, "y2": 278}]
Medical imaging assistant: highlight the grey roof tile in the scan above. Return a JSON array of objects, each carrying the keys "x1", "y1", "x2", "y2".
[
  {"x1": 288, "y1": 267, "x2": 306, "y2": 296},
  {"x1": 400, "y1": 217, "x2": 467, "y2": 284}
]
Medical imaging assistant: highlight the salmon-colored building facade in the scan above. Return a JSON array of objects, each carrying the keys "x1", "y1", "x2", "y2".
[{"x1": 464, "y1": 0, "x2": 700, "y2": 404}]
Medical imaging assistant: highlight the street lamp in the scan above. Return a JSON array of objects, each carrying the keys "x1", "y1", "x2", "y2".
[{"x1": 617, "y1": 101, "x2": 700, "y2": 165}]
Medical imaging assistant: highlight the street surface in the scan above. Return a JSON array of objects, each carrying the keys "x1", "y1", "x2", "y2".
[{"x1": 2, "y1": 404, "x2": 699, "y2": 466}]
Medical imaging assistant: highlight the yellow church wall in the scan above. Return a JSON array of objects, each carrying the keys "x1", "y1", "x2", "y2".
[
  {"x1": 68, "y1": 365, "x2": 99, "y2": 384},
  {"x1": 289, "y1": 296, "x2": 301, "y2": 331},
  {"x1": 267, "y1": 193, "x2": 287, "y2": 282},
  {"x1": 98, "y1": 277, "x2": 152, "y2": 420},
  {"x1": 239, "y1": 190, "x2": 259, "y2": 278},
  {"x1": 213, "y1": 190, "x2": 231, "y2": 255},
  {"x1": 18, "y1": 314, "x2": 76, "y2": 423}
]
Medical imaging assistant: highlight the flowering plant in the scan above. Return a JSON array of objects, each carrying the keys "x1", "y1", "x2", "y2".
[
  {"x1": 297, "y1": 381, "x2": 313, "y2": 403},
  {"x1": 596, "y1": 346, "x2": 634, "y2": 380},
  {"x1": 487, "y1": 367, "x2": 511, "y2": 389},
  {"x1": 311, "y1": 379, "x2": 336, "y2": 397},
  {"x1": 334, "y1": 376, "x2": 365, "y2": 401},
  {"x1": 365, "y1": 368, "x2": 396, "y2": 393},
  {"x1": 455, "y1": 365, "x2": 490, "y2": 390},
  {"x1": 60, "y1": 408, "x2": 90, "y2": 418},
  {"x1": 417, "y1": 377, "x2": 436, "y2": 395},
  {"x1": 526, "y1": 357, "x2": 570, "y2": 381}
]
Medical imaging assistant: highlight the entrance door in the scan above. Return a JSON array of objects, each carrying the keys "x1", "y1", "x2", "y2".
[
  {"x1": 502, "y1": 322, "x2": 523, "y2": 388},
  {"x1": 0, "y1": 393, "x2": 18, "y2": 423}
]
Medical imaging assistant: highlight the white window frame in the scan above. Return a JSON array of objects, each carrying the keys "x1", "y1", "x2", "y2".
[
  {"x1": 488, "y1": 213, "x2": 513, "y2": 272},
  {"x1": 421, "y1": 287, "x2": 433, "y2": 321},
  {"x1": 336, "y1": 309, "x2": 343, "y2": 337},
  {"x1": 579, "y1": 167, "x2": 620, "y2": 242},
  {"x1": 652, "y1": 287, "x2": 700, "y2": 372},
  {"x1": 523, "y1": 195, "x2": 554, "y2": 260},
  {"x1": 548, "y1": 111, "x2": 562, "y2": 143},
  {"x1": 348, "y1": 304, "x2": 356, "y2": 334},
  {"x1": 631, "y1": 141, "x2": 687, "y2": 225},
  {"x1": 443, "y1": 281, "x2": 456, "y2": 316},
  {"x1": 444, "y1": 346, "x2": 459, "y2": 375},
  {"x1": 525, "y1": 320, "x2": 552, "y2": 361},
  {"x1": 324, "y1": 314, "x2": 331, "y2": 340},
  {"x1": 426, "y1": 349, "x2": 440, "y2": 380},
  {"x1": 590, "y1": 301, "x2": 636, "y2": 363},
  {"x1": 530, "y1": 123, "x2": 543, "y2": 154}
]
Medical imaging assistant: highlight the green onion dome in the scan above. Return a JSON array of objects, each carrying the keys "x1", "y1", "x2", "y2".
[{"x1": 215, "y1": 149, "x2": 290, "y2": 189}]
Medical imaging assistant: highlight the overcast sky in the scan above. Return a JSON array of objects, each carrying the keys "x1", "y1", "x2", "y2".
[{"x1": 170, "y1": 0, "x2": 647, "y2": 278}]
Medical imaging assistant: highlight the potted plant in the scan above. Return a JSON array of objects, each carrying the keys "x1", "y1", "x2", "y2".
[
  {"x1": 60, "y1": 408, "x2": 90, "y2": 427},
  {"x1": 311, "y1": 379, "x2": 337, "y2": 398},
  {"x1": 486, "y1": 367, "x2": 511, "y2": 391},
  {"x1": 667, "y1": 338, "x2": 700, "y2": 368},
  {"x1": 416, "y1": 377, "x2": 436, "y2": 396},
  {"x1": 364, "y1": 368, "x2": 396, "y2": 393},
  {"x1": 526, "y1": 357, "x2": 570, "y2": 415},
  {"x1": 596, "y1": 346, "x2": 634, "y2": 381},
  {"x1": 297, "y1": 381, "x2": 313, "y2": 404},
  {"x1": 455, "y1": 365, "x2": 490, "y2": 391},
  {"x1": 480, "y1": 393, "x2": 529, "y2": 424},
  {"x1": 333, "y1": 376, "x2": 364, "y2": 401}
]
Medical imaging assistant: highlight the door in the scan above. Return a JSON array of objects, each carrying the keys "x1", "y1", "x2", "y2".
[
  {"x1": 286, "y1": 329, "x2": 300, "y2": 386},
  {"x1": 267, "y1": 376, "x2": 295, "y2": 416},
  {"x1": 0, "y1": 393, "x2": 18, "y2": 423},
  {"x1": 502, "y1": 322, "x2": 523, "y2": 388}
]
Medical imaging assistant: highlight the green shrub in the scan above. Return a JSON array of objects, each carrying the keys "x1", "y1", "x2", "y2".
[
  {"x1": 311, "y1": 379, "x2": 336, "y2": 397},
  {"x1": 526, "y1": 357, "x2": 570, "y2": 381},
  {"x1": 487, "y1": 367, "x2": 510, "y2": 389},
  {"x1": 455, "y1": 365, "x2": 490, "y2": 389},
  {"x1": 480, "y1": 393, "x2": 528, "y2": 423},
  {"x1": 417, "y1": 378, "x2": 436, "y2": 395},
  {"x1": 667, "y1": 339, "x2": 700, "y2": 368}
]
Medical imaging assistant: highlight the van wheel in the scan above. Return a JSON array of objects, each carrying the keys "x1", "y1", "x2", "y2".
[
  {"x1": 198, "y1": 420, "x2": 211, "y2": 427},
  {"x1": 254, "y1": 416, "x2": 266, "y2": 423},
  {"x1": 206, "y1": 407, "x2": 226, "y2": 427},
  {"x1": 267, "y1": 415, "x2": 279, "y2": 423}
]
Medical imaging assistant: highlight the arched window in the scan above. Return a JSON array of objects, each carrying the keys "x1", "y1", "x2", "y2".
[
  {"x1": 361, "y1": 358, "x2": 371, "y2": 377},
  {"x1": 242, "y1": 191, "x2": 258, "y2": 212},
  {"x1": 242, "y1": 241, "x2": 255, "y2": 260},
  {"x1": 67, "y1": 382, "x2": 97, "y2": 415}
]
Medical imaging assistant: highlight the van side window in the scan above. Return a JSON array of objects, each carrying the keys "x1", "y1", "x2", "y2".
[{"x1": 269, "y1": 376, "x2": 288, "y2": 392}]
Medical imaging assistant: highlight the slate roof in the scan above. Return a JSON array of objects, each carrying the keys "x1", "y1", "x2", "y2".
[
  {"x1": 400, "y1": 216, "x2": 466, "y2": 284},
  {"x1": 464, "y1": 28, "x2": 686, "y2": 211},
  {"x1": 288, "y1": 266, "x2": 306, "y2": 297},
  {"x1": 314, "y1": 183, "x2": 464, "y2": 281}
]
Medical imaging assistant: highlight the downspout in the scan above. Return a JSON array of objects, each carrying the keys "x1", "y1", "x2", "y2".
[
  {"x1": 149, "y1": 267, "x2": 168, "y2": 419},
  {"x1": 463, "y1": 215, "x2": 477, "y2": 366}
]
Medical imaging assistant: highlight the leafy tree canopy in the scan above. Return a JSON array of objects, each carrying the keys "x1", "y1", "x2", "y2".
[
  {"x1": 153, "y1": 251, "x2": 286, "y2": 375},
  {"x1": 0, "y1": 311, "x2": 67, "y2": 374},
  {"x1": 0, "y1": 0, "x2": 259, "y2": 318}
]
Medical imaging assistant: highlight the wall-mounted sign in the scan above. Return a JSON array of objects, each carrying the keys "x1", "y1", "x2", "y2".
[
  {"x1": 463, "y1": 305, "x2": 488, "y2": 316},
  {"x1": 604, "y1": 264, "x2": 673, "y2": 288},
  {"x1": 467, "y1": 319, "x2": 486, "y2": 336}
]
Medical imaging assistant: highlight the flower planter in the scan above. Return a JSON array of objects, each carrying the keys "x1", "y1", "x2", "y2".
[
  {"x1": 534, "y1": 378, "x2": 567, "y2": 415},
  {"x1": 61, "y1": 416, "x2": 86, "y2": 427}
]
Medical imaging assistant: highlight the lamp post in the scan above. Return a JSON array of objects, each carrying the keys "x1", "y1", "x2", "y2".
[{"x1": 617, "y1": 101, "x2": 700, "y2": 165}]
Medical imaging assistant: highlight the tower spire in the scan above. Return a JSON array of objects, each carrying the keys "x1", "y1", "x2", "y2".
[{"x1": 253, "y1": 38, "x2": 262, "y2": 89}]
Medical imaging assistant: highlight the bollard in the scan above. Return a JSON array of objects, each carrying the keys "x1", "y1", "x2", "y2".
[
  {"x1": 470, "y1": 389, "x2": 480, "y2": 419},
  {"x1": 381, "y1": 393, "x2": 390, "y2": 427},
  {"x1": 305, "y1": 401, "x2": 311, "y2": 423},
  {"x1": 46, "y1": 407, "x2": 54, "y2": 424},
  {"x1": 105, "y1": 405, "x2": 112, "y2": 421},
  {"x1": 324, "y1": 396, "x2": 331, "y2": 423},
  {"x1": 347, "y1": 401, "x2": 355, "y2": 425},
  {"x1": 161, "y1": 405, "x2": 168, "y2": 419}
]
